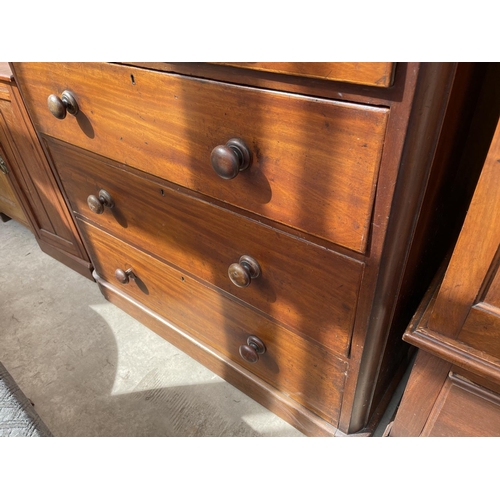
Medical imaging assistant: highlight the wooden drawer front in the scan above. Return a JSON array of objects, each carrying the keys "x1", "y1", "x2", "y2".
[
  {"x1": 49, "y1": 139, "x2": 363, "y2": 356},
  {"x1": 79, "y1": 220, "x2": 347, "y2": 425},
  {"x1": 16, "y1": 62, "x2": 389, "y2": 253},
  {"x1": 210, "y1": 62, "x2": 396, "y2": 87}
]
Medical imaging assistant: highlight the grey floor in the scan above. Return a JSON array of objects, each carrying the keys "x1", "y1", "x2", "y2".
[{"x1": 0, "y1": 219, "x2": 404, "y2": 437}]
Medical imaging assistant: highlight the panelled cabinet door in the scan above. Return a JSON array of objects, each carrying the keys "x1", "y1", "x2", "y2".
[
  {"x1": 428, "y1": 116, "x2": 500, "y2": 360},
  {"x1": 0, "y1": 64, "x2": 92, "y2": 279},
  {"x1": 0, "y1": 146, "x2": 30, "y2": 226}
]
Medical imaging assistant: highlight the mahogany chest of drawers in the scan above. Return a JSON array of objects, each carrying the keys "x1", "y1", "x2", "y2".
[{"x1": 10, "y1": 62, "x2": 484, "y2": 436}]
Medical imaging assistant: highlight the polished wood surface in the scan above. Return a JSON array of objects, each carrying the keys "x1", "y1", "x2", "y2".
[
  {"x1": 458, "y1": 306, "x2": 500, "y2": 360},
  {"x1": 125, "y1": 62, "x2": 403, "y2": 105},
  {"x1": 406, "y1": 327, "x2": 500, "y2": 386},
  {"x1": 80, "y1": 220, "x2": 347, "y2": 425},
  {"x1": 344, "y1": 63, "x2": 469, "y2": 432},
  {"x1": 390, "y1": 349, "x2": 452, "y2": 437},
  {"x1": 392, "y1": 80, "x2": 500, "y2": 436},
  {"x1": 46, "y1": 137, "x2": 363, "y2": 356},
  {"x1": 428, "y1": 117, "x2": 500, "y2": 338},
  {"x1": 421, "y1": 373, "x2": 500, "y2": 437},
  {"x1": 15, "y1": 62, "x2": 389, "y2": 253},
  {"x1": 211, "y1": 62, "x2": 396, "y2": 87}
]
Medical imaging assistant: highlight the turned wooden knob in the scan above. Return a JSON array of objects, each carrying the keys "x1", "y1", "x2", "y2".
[
  {"x1": 210, "y1": 138, "x2": 252, "y2": 179},
  {"x1": 47, "y1": 90, "x2": 79, "y2": 119},
  {"x1": 239, "y1": 335, "x2": 266, "y2": 363},
  {"x1": 87, "y1": 189, "x2": 114, "y2": 214},
  {"x1": 228, "y1": 255, "x2": 261, "y2": 288},
  {"x1": 115, "y1": 268, "x2": 136, "y2": 284}
]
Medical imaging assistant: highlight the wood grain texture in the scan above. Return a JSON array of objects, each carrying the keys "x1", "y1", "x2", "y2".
[
  {"x1": 13, "y1": 62, "x2": 389, "y2": 253},
  {"x1": 393, "y1": 110, "x2": 500, "y2": 435},
  {"x1": 47, "y1": 137, "x2": 363, "y2": 356},
  {"x1": 401, "y1": 265, "x2": 500, "y2": 386},
  {"x1": 421, "y1": 373, "x2": 500, "y2": 437},
  {"x1": 211, "y1": 63, "x2": 395, "y2": 87},
  {"x1": 428, "y1": 117, "x2": 500, "y2": 337},
  {"x1": 484, "y1": 259, "x2": 500, "y2": 308},
  {"x1": 458, "y1": 304, "x2": 500, "y2": 360},
  {"x1": 80, "y1": 220, "x2": 347, "y2": 426},
  {"x1": 404, "y1": 326, "x2": 500, "y2": 386},
  {"x1": 389, "y1": 350, "x2": 451, "y2": 437},
  {"x1": 345, "y1": 63, "x2": 460, "y2": 433}
]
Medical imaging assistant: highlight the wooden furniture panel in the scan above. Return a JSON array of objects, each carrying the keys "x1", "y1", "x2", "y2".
[
  {"x1": 14, "y1": 62, "x2": 389, "y2": 253},
  {"x1": 211, "y1": 62, "x2": 396, "y2": 87},
  {"x1": 421, "y1": 373, "x2": 500, "y2": 437},
  {"x1": 428, "y1": 117, "x2": 500, "y2": 338},
  {"x1": 47, "y1": 137, "x2": 363, "y2": 356},
  {"x1": 391, "y1": 76, "x2": 500, "y2": 436},
  {"x1": 79, "y1": 219, "x2": 347, "y2": 425},
  {"x1": 458, "y1": 307, "x2": 500, "y2": 360},
  {"x1": 0, "y1": 64, "x2": 92, "y2": 278},
  {"x1": 0, "y1": 146, "x2": 29, "y2": 225},
  {"x1": 12, "y1": 62, "x2": 485, "y2": 436},
  {"x1": 389, "y1": 349, "x2": 452, "y2": 437},
  {"x1": 422, "y1": 119, "x2": 500, "y2": 356}
]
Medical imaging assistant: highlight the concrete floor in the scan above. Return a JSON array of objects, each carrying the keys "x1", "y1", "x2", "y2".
[{"x1": 0, "y1": 219, "x2": 306, "y2": 436}]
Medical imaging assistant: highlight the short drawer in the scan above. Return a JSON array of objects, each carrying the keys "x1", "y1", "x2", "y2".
[
  {"x1": 210, "y1": 62, "x2": 396, "y2": 87},
  {"x1": 48, "y1": 138, "x2": 363, "y2": 357},
  {"x1": 79, "y1": 220, "x2": 348, "y2": 426},
  {"x1": 16, "y1": 62, "x2": 389, "y2": 253}
]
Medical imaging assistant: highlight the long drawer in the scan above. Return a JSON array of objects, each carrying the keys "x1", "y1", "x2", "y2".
[
  {"x1": 78, "y1": 219, "x2": 348, "y2": 425},
  {"x1": 15, "y1": 62, "x2": 389, "y2": 253},
  {"x1": 47, "y1": 138, "x2": 363, "y2": 356}
]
